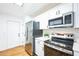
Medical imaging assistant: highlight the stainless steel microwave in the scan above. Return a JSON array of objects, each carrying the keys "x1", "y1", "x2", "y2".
[{"x1": 48, "y1": 12, "x2": 74, "y2": 28}]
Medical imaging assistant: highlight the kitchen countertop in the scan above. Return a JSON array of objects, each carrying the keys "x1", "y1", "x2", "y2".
[{"x1": 35, "y1": 37, "x2": 50, "y2": 41}]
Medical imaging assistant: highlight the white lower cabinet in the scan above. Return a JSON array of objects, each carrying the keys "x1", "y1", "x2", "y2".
[
  {"x1": 35, "y1": 39, "x2": 44, "y2": 56},
  {"x1": 35, "y1": 40, "x2": 41, "y2": 55},
  {"x1": 73, "y1": 42, "x2": 79, "y2": 56},
  {"x1": 74, "y1": 51, "x2": 79, "y2": 56},
  {"x1": 35, "y1": 37, "x2": 47, "y2": 56}
]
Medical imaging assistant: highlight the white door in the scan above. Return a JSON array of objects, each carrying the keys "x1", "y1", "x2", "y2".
[{"x1": 7, "y1": 21, "x2": 20, "y2": 49}]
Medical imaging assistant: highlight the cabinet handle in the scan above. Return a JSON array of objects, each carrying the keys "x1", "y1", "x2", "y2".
[
  {"x1": 56, "y1": 11, "x2": 57, "y2": 15},
  {"x1": 56, "y1": 10, "x2": 60, "y2": 15}
]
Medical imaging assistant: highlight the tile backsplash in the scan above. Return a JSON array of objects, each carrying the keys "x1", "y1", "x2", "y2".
[{"x1": 43, "y1": 28, "x2": 79, "y2": 39}]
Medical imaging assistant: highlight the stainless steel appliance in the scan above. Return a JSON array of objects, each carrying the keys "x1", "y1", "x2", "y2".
[
  {"x1": 44, "y1": 33, "x2": 74, "y2": 55},
  {"x1": 48, "y1": 12, "x2": 74, "y2": 28},
  {"x1": 34, "y1": 30, "x2": 43, "y2": 38},
  {"x1": 25, "y1": 21, "x2": 39, "y2": 55}
]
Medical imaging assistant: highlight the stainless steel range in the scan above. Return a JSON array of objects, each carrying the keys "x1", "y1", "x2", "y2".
[{"x1": 44, "y1": 33, "x2": 74, "y2": 55}]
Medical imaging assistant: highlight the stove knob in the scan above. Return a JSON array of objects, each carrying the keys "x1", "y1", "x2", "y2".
[{"x1": 67, "y1": 35, "x2": 70, "y2": 37}]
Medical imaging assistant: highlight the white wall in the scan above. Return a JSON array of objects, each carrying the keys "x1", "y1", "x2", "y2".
[{"x1": 0, "y1": 14, "x2": 25, "y2": 51}]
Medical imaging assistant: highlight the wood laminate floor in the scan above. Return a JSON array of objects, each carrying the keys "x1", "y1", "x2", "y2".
[
  {"x1": 0, "y1": 45, "x2": 30, "y2": 56},
  {"x1": 25, "y1": 43, "x2": 32, "y2": 55}
]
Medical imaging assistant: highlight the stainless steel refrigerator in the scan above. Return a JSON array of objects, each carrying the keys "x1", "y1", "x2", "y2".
[{"x1": 25, "y1": 21, "x2": 39, "y2": 55}]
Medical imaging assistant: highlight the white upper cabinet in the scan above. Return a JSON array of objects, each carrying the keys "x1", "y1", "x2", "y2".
[
  {"x1": 48, "y1": 3, "x2": 73, "y2": 19},
  {"x1": 35, "y1": 3, "x2": 79, "y2": 29},
  {"x1": 35, "y1": 12, "x2": 49, "y2": 29},
  {"x1": 73, "y1": 3, "x2": 79, "y2": 28},
  {"x1": 58, "y1": 4, "x2": 73, "y2": 15},
  {"x1": 35, "y1": 3, "x2": 73, "y2": 29}
]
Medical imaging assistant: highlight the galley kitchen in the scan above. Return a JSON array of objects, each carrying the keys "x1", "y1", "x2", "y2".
[{"x1": 0, "y1": 3, "x2": 79, "y2": 56}]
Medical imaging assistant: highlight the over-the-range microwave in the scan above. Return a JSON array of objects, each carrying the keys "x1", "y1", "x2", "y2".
[{"x1": 48, "y1": 12, "x2": 74, "y2": 28}]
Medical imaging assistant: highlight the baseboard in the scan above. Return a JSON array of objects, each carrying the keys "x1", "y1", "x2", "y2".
[{"x1": 0, "y1": 45, "x2": 24, "y2": 52}]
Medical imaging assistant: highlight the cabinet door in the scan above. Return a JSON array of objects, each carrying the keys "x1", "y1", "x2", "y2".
[
  {"x1": 49, "y1": 3, "x2": 73, "y2": 20},
  {"x1": 35, "y1": 39, "x2": 44, "y2": 56},
  {"x1": 35, "y1": 4, "x2": 73, "y2": 29},
  {"x1": 35, "y1": 39, "x2": 43, "y2": 56},
  {"x1": 35, "y1": 13, "x2": 49, "y2": 29},
  {"x1": 74, "y1": 3, "x2": 79, "y2": 28},
  {"x1": 59, "y1": 3, "x2": 73, "y2": 15},
  {"x1": 74, "y1": 51, "x2": 79, "y2": 56},
  {"x1": 48, "y1": 8, "x2": 60, "y2": 19},
  {"x1": 39, "y1": 41, "x2": 44, "y2": 56},
  {"x1": 35, "y1": 39, "x2": 40, "y2": 55}
]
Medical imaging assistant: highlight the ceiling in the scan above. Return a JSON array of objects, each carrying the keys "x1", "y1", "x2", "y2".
[{"x1": 0, "y1": 3, "x2": 60, "y2": 19}]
